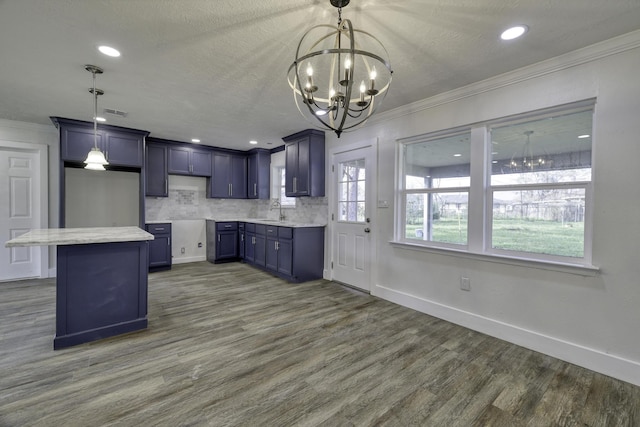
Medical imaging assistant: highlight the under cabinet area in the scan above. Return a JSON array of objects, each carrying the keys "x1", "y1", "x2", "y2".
[{"x1": 146, "y1": 223, "x2": 172, "y2": 271}]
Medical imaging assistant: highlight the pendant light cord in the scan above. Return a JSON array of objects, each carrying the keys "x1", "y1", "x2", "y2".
[{"x1": 92, "y1": 71, "x2": 98, "y2": 149}]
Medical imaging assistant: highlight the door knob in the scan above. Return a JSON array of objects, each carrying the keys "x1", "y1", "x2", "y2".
[{"x1": 364, "y1": 228, "x2": 371, "y2": 233}]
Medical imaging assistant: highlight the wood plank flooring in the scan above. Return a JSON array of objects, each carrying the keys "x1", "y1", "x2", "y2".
[{"x1": 1, "y1": 261, "x2": 639, "y2": 426}]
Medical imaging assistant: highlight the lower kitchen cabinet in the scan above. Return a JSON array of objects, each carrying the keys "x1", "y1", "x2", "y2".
[
  {"x1": 251, "y1": 224, "x2": 324, "y2": 282},
  {"x1": 206, "y1": 221, "x2": 239, "y2": 263},
  {"x1": 238, "y1": 222, "x2": 246, "y2": 260},
  {"x1": 146, "y1": 223, "x2": 172, "y2": 271}
]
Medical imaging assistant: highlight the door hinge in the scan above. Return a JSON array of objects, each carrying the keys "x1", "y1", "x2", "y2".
[
  {"x1": 331, "y1": 213, "x2": 334, "y2": 221},
  {"x1": 332, "y1": 165, "x2": 334, "y2": 172},
  {"x1": 331, "y1": 261, "x2": 333, "y2": 269}
]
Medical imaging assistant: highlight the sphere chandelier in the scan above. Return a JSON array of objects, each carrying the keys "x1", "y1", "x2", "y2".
[{"x1": 287, "y1": 0, "x2": 392, "y2": 138}]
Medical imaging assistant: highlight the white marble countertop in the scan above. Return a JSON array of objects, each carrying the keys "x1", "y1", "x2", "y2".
[
  {"x1": 205, "y1": 218, "x2": 326, "y2": 228},
  {"x1": 5, "y1": 226, "x2": 154, "y2": 247}
]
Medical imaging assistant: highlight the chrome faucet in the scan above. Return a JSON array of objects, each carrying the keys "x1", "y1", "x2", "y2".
[{"x1": 271, "y1": 198, "x2": 285, "y2": 222}]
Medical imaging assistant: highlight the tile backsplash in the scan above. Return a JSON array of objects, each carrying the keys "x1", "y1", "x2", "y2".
[{"x1": 145, "y1": 175, "x2": 328, "y2": 224}]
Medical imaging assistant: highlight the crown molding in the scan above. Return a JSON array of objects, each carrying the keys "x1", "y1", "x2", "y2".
[{"x1": 370, "y1": 29, "x2": 640, "y2": 125}]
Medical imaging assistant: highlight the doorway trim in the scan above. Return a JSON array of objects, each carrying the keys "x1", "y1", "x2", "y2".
[
  {"x1": 0, "y1": 139, "x2": 49, "y2": 280},
  {"x1": 327, "y1": 138, "x2": 378, "y2": 292}
]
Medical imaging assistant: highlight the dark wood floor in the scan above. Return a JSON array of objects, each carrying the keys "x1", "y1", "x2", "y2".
[{"x1": 1, "y1": 262, "x2": 639, "y2": 426}]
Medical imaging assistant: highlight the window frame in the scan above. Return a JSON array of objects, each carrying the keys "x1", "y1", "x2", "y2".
[{"x1": 395, "y1": 100, "x2": 596, "y2": 271}]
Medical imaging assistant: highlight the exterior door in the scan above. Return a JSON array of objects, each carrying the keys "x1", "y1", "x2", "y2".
[
  {"x1": 331, "y1": 144, "x2": 375, "y2": 292},
  {"x1": 0, "y1": 149, "x2": 41, "y2": 281}
]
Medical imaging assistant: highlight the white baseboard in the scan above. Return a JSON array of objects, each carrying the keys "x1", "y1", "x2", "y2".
[
  {"x1": 172, "y1": 255, "x2": 207, "y2": 265},
  {"x1": 48, "y1": 268, "x2": 56, "y2": 278},
  {"x1": 374, "y1": 284, "x2": 640, "y2": 387}
]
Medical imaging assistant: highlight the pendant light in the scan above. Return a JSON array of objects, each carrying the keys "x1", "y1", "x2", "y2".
[
  {"x1": 288, "y1": 0, "x2": 392, "y2": 138},
  {"x1": 83, "y1": 65, "x2": 109, "y2": 170}
]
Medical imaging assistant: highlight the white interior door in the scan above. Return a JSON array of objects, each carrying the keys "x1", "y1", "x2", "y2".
[
  {"x1": 331, "y1": 144, "x2": 375, "y2": 292},
  {"x1": 0, "y1": 149, "x2": 41, "y2": 281}
]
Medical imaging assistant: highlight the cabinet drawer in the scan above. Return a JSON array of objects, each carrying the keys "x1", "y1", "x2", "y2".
[
  {"x1": 245, "y1": 223, "x2": 255, "y2": 233},
  {"x1": 146, "y1": 223, "x2": 171, "y2": 234},
  {"x1": 216, "y1": 221, "x2": 237, "y2": 231},
  {"x1": 255, "y1": 224, "x2": 266, "y2": 235},
  {"x1": 238, "y1": 222, "x2": 245, "y2": 230},
  {"x1": 266, "y1": 225, "x2": 278, "y2": 236},
  {"x1": 278, "y1": 227, "x2": 293, "y2": 239}
]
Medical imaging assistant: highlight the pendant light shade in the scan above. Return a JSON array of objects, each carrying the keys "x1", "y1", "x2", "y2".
[{"x1": 83, "y1": 65, "x2": 109, "y2": 170}]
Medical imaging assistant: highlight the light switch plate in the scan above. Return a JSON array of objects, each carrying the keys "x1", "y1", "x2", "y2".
[{"x1": 377, "y1": 200, "x2": 389, "y2": 208}]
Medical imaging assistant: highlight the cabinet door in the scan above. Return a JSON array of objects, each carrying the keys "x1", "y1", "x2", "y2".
[
  {"x1": 295, "y1": 137, "x2": 311, "y2": 196},
  {"x1": 145, "y1": 143, "x2": 168, "y2": 197},
  {"x1": 60, "y1": 126, "x2": 105, "y2": 163},
  {"x1": 148, "y1": 235, "x2": 171, "y2": 268},
  {"x1": 277, "y1": 238, "x2": 293, "y2": 277},
  {"x1": 211, "y1": 152, "x2": 232, "y2": 197},
  {"x1": 284, "y1": 141, "x2": 298, "y2": 197},
  {"x1": 104, "y1": 132, "x2": 143, "y2": 167},
  {"x1": 216, "y1": 231, "x2": 238, "y2": 260},
  {"x1": 239, "y1": 230, "x2": 245, "y2": 259},
  {"x1": 247, "y1": 150, "x2": 270, "y2": 199},
  {"x1": 230, "y1": 155, "x2": 247, "y2": 198},
  {"x1": 254, "y1": 234, "x2": 266, "y2": 267},
  {"x1": 245, "y1": 232, "x2": 255, "y2": 263},
  {"x1": 191, "y1": 149, "x2": 212, "y2": 177},
  {"x1": 265, "y1": 236, "x2": 278, "y2": 271},
  {"x1": 168, "y1": 146, "x2": 191, "y2": 175}
]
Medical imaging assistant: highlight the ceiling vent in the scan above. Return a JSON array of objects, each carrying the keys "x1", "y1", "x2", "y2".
[{"x1": 103, "y1": 108, "x2": 128, "y2": 118}]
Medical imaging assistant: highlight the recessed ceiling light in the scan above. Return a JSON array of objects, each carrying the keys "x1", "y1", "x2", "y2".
[
  {"x1": 578, "y1": 134, "x2": 590, "y2": 139},
  {"x1": 249, "y1": 140, "x2": 258, "y2": 145},
  {"x1": 492, "y1": 160, "x2": 498, "y2": 164},
  {"x1": 453, "y1": 153, "x2": 462, "y2": 157},
  {"x1": 94, "y1": 116, "x2": 106, "y2": 122},
  {"x1": 191, "y1": 138, "x2": 200, "y2": 143},
  {"x1": 98, "y1": 45, "x2": 121, "y2": 57},
  {"x1": 500, "y1": 25, "x2": 528, "y2": 41}
]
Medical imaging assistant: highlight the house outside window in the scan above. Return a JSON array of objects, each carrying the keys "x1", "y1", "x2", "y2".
[
  {"x1": 398, "y1": 101, "x2": 594, "y2": 266},
  {"x1": 277, "y1": 166, "x2": 296, "y2": 207}
]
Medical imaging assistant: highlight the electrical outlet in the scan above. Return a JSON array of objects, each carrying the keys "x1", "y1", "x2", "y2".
[
  {"x1": 460, "y1": 277, "x2": 471, "y2": 291},
  {"x1": 181, "y1": 247, "x2": 185, "y2": 254}
]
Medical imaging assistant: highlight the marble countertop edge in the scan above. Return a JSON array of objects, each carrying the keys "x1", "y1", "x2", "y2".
[{"x1": 5, "y1": 226, "x2": 154, "y2": 247}]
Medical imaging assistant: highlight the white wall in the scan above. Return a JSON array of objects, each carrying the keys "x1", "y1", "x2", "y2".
[
  {"x1": 327, "y1": 31, "x2": 640, "y2": 385},
  {"x1": 0, "y1": 119, "x2": 58, "y2": 276}
]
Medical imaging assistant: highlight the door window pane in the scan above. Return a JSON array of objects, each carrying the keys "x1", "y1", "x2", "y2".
[{"x1": 338, "y1": 158, "x2": 366, "y2": 222}]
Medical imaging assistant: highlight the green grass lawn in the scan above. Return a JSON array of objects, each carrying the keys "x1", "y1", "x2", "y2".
[{"x1": 406, "y1": 217, "x2": 584, "y2": 257}]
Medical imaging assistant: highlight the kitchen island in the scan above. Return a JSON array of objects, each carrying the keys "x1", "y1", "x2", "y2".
[{"x1": 5, "y1": 227, "x2": 153, "y2": 349}]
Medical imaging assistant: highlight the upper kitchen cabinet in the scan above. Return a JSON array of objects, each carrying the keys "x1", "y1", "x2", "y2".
[
  {"x1": 168, "y1": 146, "x2": 212, "y2": 177},
  {"x1": 283, "y1": 129, "x2": 325, "y2": 197},
  {"x1": 247, "y1": 149, "x2": 271, "y2": 199},
  {"x1": 209, "y1": 151, "x2": 247, "y2": 199},
  {"x1": 52, "y1": 117, "x2": 148, "y2": 168},
  {"x1": 145, "y1": 142, "x2": 168, "y2": 197}
]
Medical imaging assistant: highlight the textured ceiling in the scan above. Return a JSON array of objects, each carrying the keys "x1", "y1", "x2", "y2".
[{"x1": 1, "y1": 0, "x2": 639, "y2": 150}]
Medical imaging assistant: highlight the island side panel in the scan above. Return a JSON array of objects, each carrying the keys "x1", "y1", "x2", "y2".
[{"x1": 55, "y1": 241, "x2": 149, "y2": 349}]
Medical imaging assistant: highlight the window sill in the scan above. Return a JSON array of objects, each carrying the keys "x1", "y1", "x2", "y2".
[{"x1": 389, "y1": 240, "x2": 599, "y2": 277}]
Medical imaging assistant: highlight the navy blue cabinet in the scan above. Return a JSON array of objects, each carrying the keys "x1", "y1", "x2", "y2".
[
  {"x1": 245, "y1": 223, "x2": 255, "y2": 263},
  {"x1": 206, "y1": 221, "x2": 239, "y2": 263},
  {"x1": 168, "y1": 146, "x2": 212, "y2": 177},
  {"x1": 238, "y1": 222, "x2": 246, "y2": 259},
  {"x1": 244, "y1": 223, "x2": 324, "y2": 282},
  {"x1": 209, "y1": 152, "x2": 247, "y2": 198},
  {"x1": 146, "y1": 223, "x2": 172, "y2": 271},
  {"x1": 145, "y1": 142, "x2": 168, "y2": 197},
  {"x1": 283, "y1": 129, "x2": 325, "y2": 197},
  {"x1": 248, "y1": 149, "x2": 271, "y2": 199},
  {"x1": 54, "y1": 117, "x2": 146, "y2": 168}
]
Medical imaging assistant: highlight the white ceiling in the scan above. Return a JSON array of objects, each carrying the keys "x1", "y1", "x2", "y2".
[{"x1": 1, "y1": 0, "x2": 639, "y2": 150}]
